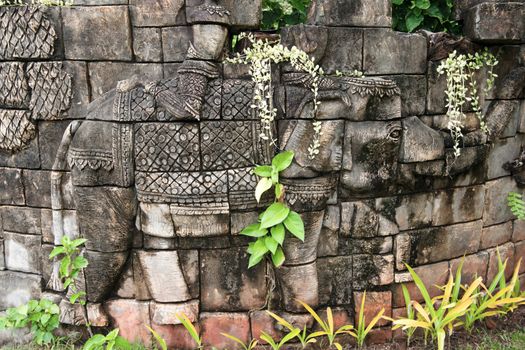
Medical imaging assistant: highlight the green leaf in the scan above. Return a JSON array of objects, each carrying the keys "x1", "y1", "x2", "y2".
[
  {"x1": 59, "y1": 255, "x2": 71, "y2": 278},
  {"x1": 49, "y1": 246, "x2": 65, "y2": 259},
  {"x1": 405, "y1": 12, "x2": 424, "y2": 32},
  {"x1": 252, "y1": 237, "x2": 269, "y2": 258},
  {"x1": 271, "y1": 246, "x2": 285, "y2": 267},
  {"x1": 107, "y1": 329, "x2": 120, "y2": 341},
  {"x1": 71, "y1": 238, "x2": 87, "y2": 248},
  {"x1": 114, "y1": 336, "x2": 131, "y2": 350},
  {"x1": 255, "y1": 177, "x2": 273, "y2": 203},
  {"x1": 73, "y1": 256, "x2": 89, "y2": 269},
  {"x1": 272, "y1": 151, "x2": 294, "y2": 172},
  {"x1": 260, "y1": 202, "x2": 290, "y2": 229},
  {"x1": 84, "y1": 334, "x2": 106, "y2": 350},
  {"x1": 270, "y1": 224, "x2": 285, "y2": 245},
  {"x1": 414, "y1": 0, "x2": 430, "y2": 9},
  {"x1": 40, "y1": 313, "x2": 51, "y2": 325},
  {"x1": 146, "y1": 326, "x2": 167, "y2": 350},
  {"x1": 248, "y1": 253, "x2": 265, "y2": 269},
  {"x1": 240, "y1": 223, "x2": 268, "y2": 238},
  {"x1": 265, "y1": 236, "x2": 279, "y2": 255},
  {"x1": 274, "y1": 183, "x2": 284, "y2": 199},
  {"x1": 254, "y1": 165, "x2": 273, "y2": 177},
  {"x1": 392, "y1": 0, "x2": 404, "y2": 4},
  {"x1": 283, "y1": 211, "x2": 305, "y2": 241}
]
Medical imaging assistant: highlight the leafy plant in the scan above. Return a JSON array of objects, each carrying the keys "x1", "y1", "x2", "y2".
[
  {"x1": 83, "y1": 329, "x2": 131, "y2": 350},
  {"x1": 49, "y1": 236, "x2": 89, "y2": 306},
  {"x1": 241, "y1": 151, "x2": 305, "y2": 268},
  {"x1": 436, "y1": 49, "x2": 498, "y2": 157},
  {"x1": 399, "y1": 284, "x2": 417, "y2": 346},
  {"x1": 298, "y1": 300, "x2": 355, "y2": 350},
  {"x1": 392, "y1": 0, "x2": 460, "y2": 34},
  {"x1": 266, "y1": 311, "x2": 317, "y2": 348},
  {"x1": 0, "y1": 299, "x2": 60, "y2": 346},
  {"x1": 508, "y1": 192, "x2": 525, "y2": 220},
  {"x1": 392, "y1": 264, "x2": 482, "y2": 350},
  {"x1": 221, "y1": 333, "x2": 258, "y2": 350},
  {"x1": 354, "y1": 292, "x2": 385, "y2": 348},
  {"x1": 176, "y1": 313, "x2": 202, "y2": 350},
  {"x1": 261, "y1": 0, "x2": 311, "y2": 30},
  {"x1": 260, "y1": 329, "x2": 301, "y2": 350}
]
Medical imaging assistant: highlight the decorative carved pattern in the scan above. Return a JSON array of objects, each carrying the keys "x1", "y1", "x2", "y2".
[
  {"x1": 136, "y1": 170, "x2": 228, "y2": 207},
  {"x1": 68, "y1": 148, "x2": 114, "y2": 171},
  {"x1": 134, "y1": 123, "x2": 200, "y2": 172},
  {"x1": 282, "y1": 176, "x2": 337, "y2": 211},
  {"x1": 112, "y1": 123, "x2": 134, "y2": 187},
  {"x1": 0, "y1": 63, "x2": 29, "y2": 108},
  {"x1": 27, "y1": 62, "x2": 72, "y2": 120},
  {"x1": 228, "y1": 167, "x2": 263, "y2": 210},
  {"x1": 222, "y1": 79, "x2": 255, "y2": 120},
  {"x1": 202, "y1": 78, "x2": 222, "y2": 120},
  {"x1": 0, "y1": 109, "x2": 35, "y2": 151},
  {"x1": 130, "y1": 87, "x2": 156, "y2": 121},
  {"x1": 344, "y1": 77, "x2": 401, "y2": 97},
  {"x1": 0, "y1": 6, "x2": 56, "y2": 59},
  {"x1": 201, "y1": 121, "x2": 256, "y2": 170}
]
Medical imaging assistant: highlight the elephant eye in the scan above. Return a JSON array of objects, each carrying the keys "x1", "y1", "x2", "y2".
[{"x1": 388, "y1": 128, "x2": 402, "y2": 140}]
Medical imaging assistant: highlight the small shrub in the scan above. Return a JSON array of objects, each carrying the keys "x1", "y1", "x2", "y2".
[
  {"x1": 392, "y1": 0, "x2": 460, "y2": 34},
  {"x1": 355, "y1": 292, "x2": 385, "y2": 348}
]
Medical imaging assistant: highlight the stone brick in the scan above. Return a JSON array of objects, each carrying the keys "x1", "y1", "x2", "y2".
[
  {"x1": 201, "y1": 312, "x2": 250, "y2": 350},
  {"x1": 0, "y1": 270, "x2": 41, "y2": 309},
  {"x1": 4, "y1": 232, "x2": 41, "y2": 274},
  {"x1": 363, "y1": 29, "x2": 427, "y2": 74},
  {"x1": 62, "y1": 6, "x2": 132, "y2": 60},
  {"x1": 318, "y1": 205, "x2": 339, "y2": 257},
  {"x1": 219, "y1": 0, "x2": 262, "y2": 29},
  {"x1": 38, "y1": 120, "x2": 71, "y2": 170},
  {"x1": 22, "y1": 170, "x2": 51, "y2": 208},
  {"x1": 380, "y1": 193, "x2": 432, "y2": 231},
  {"x1": 307, "y1": 0, "x2": 392, "y2": 27},
  {"x1": 484, "y1": 177, "x2": 518, "y2": 226},
  {"x1": 450, "y1": 252, "x2": 490, "y2": 284},
  {"x1": 0, "y1": 239, "x2": 4, "y2": 270},
  {"x1": 201, "y1": 247, "x2": 266, "y2": 311},
  {"x1": 393, "y1": 261, "x2": 449, "y2": 307},
  {"x1": 150, "y1": 300, "x2": 199, "y2": 325},
  {"x1": 0, "y1": 135, "x2": 40, "y2": 169},
  {"x1": 320, "y1": 27, "x2": 363, "y2": 75},
  {"x1": 0, "y1": 168, "x2": 24, "y2": 205},
  {"x1": 481, "y1": 221, "x2": 513, "y2": 250},
  {"x1": 318, "y1": 256, "x2": 353, "y2": 305},
  {"x1": 486, "y1": 135, "x2": 522, "y2": 180},
  {"x1": 487, "y1": 243, "x2": 515, "y2": 281},
  {"x1": 353, "y1": 254, "x2": 393, "y2": 290},
  {"x1": 88, "y1": 62, "x2": 164, "y2": 99},
  {"x1": 133, "y1": 27, "x2": 163, "y2": 62},
  {"x1": 513, "y1": 220, "x2": 525, "y2": 242},
  {"x1": 487, "y1": 46, "x2": 524, "y2": 100},
  {"x1": 1, "y1": 206, "x2": 41, "y2": 234},
  {"x1": 62, "y1": 61, "x2": 90, "y2": 119},
  {"x1": 354, "y1": 291, "x2": 392, "y2": 327},
  {"x1": 130, "y1": 0, "x2": 185, "y2": 27},
  {"x1": 105, "y1": 299, "x2": 151, "y2": 344},
  {"x1": 230, "y1": 211, "x2": 259, "y2": 235},
  {"x1": 432, "y1": 186, "x2": 485, "y2": 226},
  {"x1": 161, "y1": 27, "x2": 192, "y2": 63},
  {"x1": 250, "y1": 311, "x2": 312, "y2": 343},
  {"x1": 515, "y1": 241, "x2": 525, "y2": 274},
  {"x1": 150, "y1": 323, "x2": 201, "y2": 350},
  {"x1": 464, "y1": 3, "x2": 525, "y2": 44},
  {"x1": 383, "y1": 75, "x2": 426, "y2": 117},
  {"x1": 400, "y1": 116, "x2": 445, "y2": 163},
  {"x1": 340, "y1": 201, "x2": 379, "y2": 238}
]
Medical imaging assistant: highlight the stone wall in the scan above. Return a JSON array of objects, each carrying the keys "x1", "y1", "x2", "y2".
[{"x1": 0, "y1": 0, "x2": 524, "y2": 348}]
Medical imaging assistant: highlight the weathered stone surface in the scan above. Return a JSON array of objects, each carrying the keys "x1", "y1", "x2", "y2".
[
  {"x1": 0, "y1": 270, "x2": 41, "y2": 309},
  {"x1": 363, "y1": 30, "x2": 427, "y2": 74},
  {"x1": 143, "y1": 235, "x2": 176, "y2": 250},
  {"x1": 150, "y1": 300, "x2": 199, "y2": 325},
  {"x1": 89, "y1": 62, "x2": 164, "y2": 98},
  {"x1": 201, "y1": 312, "x2": 251, "y2": 350},
  {"x1": 481, "y1": 221, "x2": 513, "y2": 250},
  {"x1": 283, "y1": 211, "x2": 323, "y2": 265},
  {"x1": 62, "y1": 6, "x2": 132, "y2": 60},
  {"x1": 514, "y1": 220, "x2": 525, "y2": 242},
  {"x1": 105, "y1": 299, "x2": 151, "y2": 344},
  {"x1": 0, "y1": 168, "x2": 24, "y2": 205},
  {"x1": 346, "y1": 237, "x2": 393, "y2": 255},
  {"x1": 484, "y1": 177, "x2": 518, "y2": 226},
  {"x1": 0, "y1": 132, "x2": 40, "y2": 169},
  {"x1": 149, "y1": 323, "x2": 201, "y2": 350},
  {"x1": 162, "y1": 27, "x2": 192, "y2": 62},
  {"x1": 320, "y1": 28, "x2": 363, "y2": 74},
  {"x1": 281, "y1": 25, "x2": 329, "y2": 65},
  {"x1": 340, "y1": 201, "x2": 379, "y2": 238},
  {"x1": 464, "y1": 3, "x2": 525, "y2": 44},
  {"x1": 230, "y1": 211, "x2": 259, "y2": 235},
  {"x1": 353, "y1": 254, "x2": 393, "y2": 289},
  {"x1": 38, "y1": 120, "x2": 71, "y2": 170},
  {"x1": 354, "y1": 291, "x2": 392, "y2": 327},
  {"x1": 201, "y1": 247, "x2": 266, "y2": 311},
  {"x1": 0, "y1": 62, "x2": 29, "y2": 109},
  {"x1": 379, "y1": 193, "x2": 432, "y2": 231},
  {"x1": 487, "y1": 242, "x2": 515, "y2": 281},
  {"x1": 317, "y1": 256, "x2": 352, "y2": 305},
  {"x1": 486, "y1": 136, "x2": 522, "y2": 180},
  {"x1": 219, "y1": 0, "x2": 262, "y2": 29},
  {"x1": 4, "y1": 232, "x2": 41, "y2": 274},
  {"x1": 1, "y1": 206, "x2": 41, "y2": 234},
  {"x1": 485, "y1": 101, "x2": 521, "y2": 142},
  {"x1": 432, "y1": 185, "x2": 485, "y2": 226},
  {"x1": 397, "y1": 220, "x2": 483, "y2": 266},
  {"x1": 133, "y1": 27, "x2": 163, "y2": 62},
  {"x1": 400, "y1": 117, "x2": 444, "y2": 163},
  {"x1": 59, "y1": 300, "x2": 108, "y2": 327},
  {"x1": 515, "y1": 241, "x2": 525, "y2": 274},
  {"x1": 0, "y1": 239, "x2": 4, "y2": 270},
  {"x1": 22, "y1": 170, "x2": 52, "y2": 208},
  {"x1": 138, "y1": 203, "x2": 175, "y2": 238},
  {"x1": 130, "y1": 0, "x2": 185, "y2": 27},
  {"x1": 277, "y1": 262, "x2": 319, "y2": 312},
  {"x1": 450, "y1": 252, "x2": 490, "y2": 284},
  {"x1": 85, "y1": 251, "x2": 128, "y2": 302},
  {"x1": 307, "y1": 0, "x2": 392, "y2": 27},
  {"x1": 318, "y1": 205, "x2": 340, "y2": 257},
  {"x1": 487, "y1": 46, "x2": 524, "y2": 100},
  {"x1": 383, "y1": 75, "x2": 426, "y2": 117}
]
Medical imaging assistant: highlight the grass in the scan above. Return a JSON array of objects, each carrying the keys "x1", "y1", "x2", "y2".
[{"x1": 459, "y1": 328, "x2": 525, "y2": 350}]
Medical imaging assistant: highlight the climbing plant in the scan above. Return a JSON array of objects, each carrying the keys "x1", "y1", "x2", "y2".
[
  {"x1": 261, "y1": 0, "x2": 311, "y2": 30},
  {"x1": 392, "y1": 0, "x2": 460, "y2": 34}
]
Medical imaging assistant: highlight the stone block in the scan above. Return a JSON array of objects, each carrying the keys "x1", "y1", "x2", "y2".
[
  {"x1": 515, "y1": 241, "x2": 525, "y2": 274},
  {"x1": 230, "y1": 211, "x2": 259, "y2": 235},
  {"x1": 149, "y1": 323, "x2": 201, "y2": 350},
  {"x1": 317, "y1": 256, "x2": 352, "y2": 305},
  {"x1": 137, "y1": 251, "x2": 192, "y2": 303},
  {"x1": 318, "y1": 205, "x2": 339, "y2": 257},
  {"x1": 282, "y1": 210, "x2": 323, "y2": 265},
  {"x1": 487, "y1": 242, "x2": 515, "y2": 281},
  {"x1": 277, "y1": 262, "x2": 319, "y2": 312},
  {"x1": 0, "y1": 133, "x2": 40, "y2": 169},
  {"x1": 219, "y1": 0, "x2": 262, "y2": 29},
  {"x1": 486, "y1": 135, "x2": 522, "y2": 180},
  {"x1": 0, "y1": 168, "x2": 24, "y2": 205},
  {"x1": 363, "y1": 29, "x2": 427, "y2": 74},
  {"x1": 130, "y1": 0, "x2": 185, "y2": 27},
  {"x1": 0, "y1": 239, "x2": 4, "y2": 270},
  {"x1": 0, "y1": 270, "x2": 41, "y2": 309},
  {"x1": 62, "y1": 6, "x2": 132, "y2": 60},
  {"x1": 150, "y1": 300, "x2": 199, "y2": 325},
  {"x1": 514, "y1": 220, "x2": 525, "y2": 242},
  {"x1": 400, "y1": 116, "x2": 445, "y2": 163},
  {"x1": 133, "y1": 27, "x2": 163, "y2": 62},
  {"x1": 393, "y1": 261, "x2": 449, "y2": 307},
  {"x1": 105, "y1": 299, "x2": 151, "y2": 344},
  {"x1": 383, "y1": 75, "x2": 426, "y2": 117},
  {"x1": 353, "y1": 254, "x2": 393, "y2": 290},
  {"x1": 201, "y1": 247, "x2": 266, "y2": 311},
  {"x1": 201, "y1": 312, "x2": 251, "y2": 350},
  {"x1": 38, "y1": 120, "x2": 71, "y2": 170},
  {"x1": 1, "y1": 206, "x2": 41, "y2": 234},
  {"x1": 464, "y1": 3, "x2": 525, "y2": 44},
  {"x1": 487, "y1": 46, "x2": 524, "y2": 100},
  {"x1": 307, "y1": 0, "x2": 392, "y2": 27},
  {"x1": 380, "y1": 193, "x2": 432, "y2": 231},
  {"x1": 484, "y1": 177, "x2": 518, "y2": 226},
  {"x1": 162, "y1": 27, "x2": 192, "y2": 62},
  {"x1": 481, "y1": 221, "x2": 513, "y2": 250},
  {"x1": 450, "y1": 251, "x2": 490, "y2": 284},
  {"x1": 4, "y1": 232, "x2": 41, "y2": 274},
  {"x1": 320, "y1": 28, "x2": 363, "y2": 74},
  {"x1": 138, "y1": 203, "x2": 175, "y2": 238},
  {"x1": 88, "y1": 62, "x2": 164, "y2": 99},
  {"x1": 21, "y1": 170, "x2": 52, "y2": 208},
  {"x1": 62, "y1": 61, "x2": 90, "y2": 119},
  {"x1": 432, "y1": 185, "x2": 485, "y2": 226},
  {"x1": 354, "y1": 291, "x2": 392, "y2": 327},
  {"x1": 59, "y1": 300, "x2": 108, "y2": 327},
  {"x1": 347, "y1": 237, "x2": 393, "y2": 255},
  {"x1": 84, "y1": 251, "x2": 128, "y2": 302}
]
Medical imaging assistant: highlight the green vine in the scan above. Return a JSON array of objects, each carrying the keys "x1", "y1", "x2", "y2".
[
  {"x1": 241, "y1": 151, "x2": 305, "y2": 268},
  {"x1": 392, "y1": 0, "x2": 460, "y2": 34}
]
